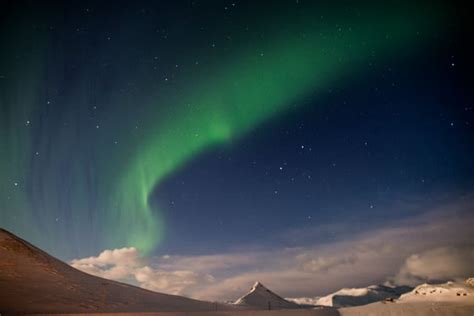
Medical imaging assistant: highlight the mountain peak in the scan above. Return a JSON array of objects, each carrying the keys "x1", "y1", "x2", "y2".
[
  {"x1": 0, "y1": 228, "x2": 227, "y2": 313},
  {"x1": 234, "y1": 281, "x2": 300, "y2": 310},
  {"x1": 251, "y1": 281, "x2": 265, "y2": 291}
]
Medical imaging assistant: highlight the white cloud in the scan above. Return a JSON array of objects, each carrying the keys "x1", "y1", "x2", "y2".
[
  {"x1": 135, "y1": 266, "x2": 214, "y2": 295},
  {"x1": 70, "y1": 247, "x2": 214, "y2": 296},
  {"x1": 71, "y1": 247, "x2": 143, "y2": 267},
  {"x1": 71, "y1": 247, "x2": 143, "y2": 281},
  {"x1": 158, "y1": 253, "x2": 260, "y2": 273},
  {"x1": 393, "y1": 246, "x2": 474, "y2": 285},
  {"x1": 299, "y1": 253, "x2": 359, "y2": 273}
]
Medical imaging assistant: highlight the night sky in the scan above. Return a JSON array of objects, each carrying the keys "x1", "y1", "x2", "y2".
[{"x1": 1, "y1": 0, "x2": 473, "y2": 298}]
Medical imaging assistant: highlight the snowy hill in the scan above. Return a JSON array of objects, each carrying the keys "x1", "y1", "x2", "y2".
[
  {"x1": 398, "y1": 279, "x2": 474, "y2": 303},
  {"x1": 466, "y1": 278, "x2": 474, "y2": 287},
  {"x1": 289, "y1": 284, "x2": 411, "y2": 307},
  {"x1": 339, "y1": 279, "x2": 474, "y2": 316},
  {"x1": 234, "y1": 281, "x2": 301, "y2": 309},
  {"x1": 0, "y1": 228, "x2": 238, "y2": 314}
]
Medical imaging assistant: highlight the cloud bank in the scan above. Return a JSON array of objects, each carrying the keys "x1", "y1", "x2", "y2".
[
  {"x1": 71, "y1": 248, "x2": 214, "y2": 296},
  {"x1": 393, "y1": 246, "x2": 474, "y2": 285}
]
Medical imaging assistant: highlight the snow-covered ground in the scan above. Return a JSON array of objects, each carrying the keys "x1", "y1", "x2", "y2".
[
  {"x1": 288, "y1": 284, "x2": 411, "y2": 307},
  {"x1": 0, "y1": 228, "x2": 240, "y2": 314},
  {"x1": 339, "y1": 279, "x2": 474, "y2": 316},
  {"x1": 398, "y1": 279, "x2": 473, "y2": 303}
]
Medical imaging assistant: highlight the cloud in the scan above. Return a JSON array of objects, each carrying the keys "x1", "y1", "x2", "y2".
[
  {"x1": 299, "y1": 253, "x2": 359, "y2": 273},
  {"x1": 70, "y1": 247, "x2": 143, "y2": 267},
  {"x1": 70, "y1": 196, "x2": 474, "y2": 301},
  {"x1": 70, "y1": 247, "x2": 143, "y2": 280},
  {"x1": 393, "y1": 246, "x2": 474, "y2": 285},
  {"x1": 135, "y1": 266, "x2": 214, "y2": 295},
  {"x1": 158, "y1": 253, "x2": 260, "y2": 273},
  {"x1": 70, "y1": 247, "x2": 214, "y2": 296}
]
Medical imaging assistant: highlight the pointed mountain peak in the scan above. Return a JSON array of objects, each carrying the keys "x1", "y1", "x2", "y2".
[
  {"x1": 251, "y1": 281, "x2": 266, "y2": 291},
  {"x1": 234, "y1": 281, "x2": 300, "y2": 309}
]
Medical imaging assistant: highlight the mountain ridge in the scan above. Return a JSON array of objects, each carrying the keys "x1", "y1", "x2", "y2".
[{"x1": 0, "y1": 228, "x2": 238, "y2": 314}]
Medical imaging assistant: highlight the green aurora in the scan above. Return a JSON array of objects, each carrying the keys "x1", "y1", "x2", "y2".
[
  {"x1": 109, "y1": 3, "x2": 446, "y2": 253},
  {"x1": 0, "y1": 2, "x2": 447, "y2": 257}
]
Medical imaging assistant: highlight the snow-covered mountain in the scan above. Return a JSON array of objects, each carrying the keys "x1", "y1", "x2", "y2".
[
  {"x1": 288, "y1": 284, "x2": 411, "y2": 307},
  {"x1": 398, "y1": 279, "x2": 473, "y2": 303},
  {"x1": 339, "y1": 279, "x2": 474, "y2": 316},
  {"x1": 0, "y1": 228, "x2": 239, "y2": 314},
  {"x1": 234, "y1": 281, "x2": 301, "y2": 309},
  {"x1": 291, "y1": 279, "x2": 474, "y2": 309}
]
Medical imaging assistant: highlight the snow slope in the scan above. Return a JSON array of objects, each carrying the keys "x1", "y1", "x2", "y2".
[
  {"x1": 234, "y1": 281, "x2": 301, "y2": 309},
  {"x1": 340, "y1": 301, "x2": 474, "y2": 316},
  {"x1": 340, "y1": 279, "x2": 474, "y2": 316},
  {"x1": 0, "y1": 228, "x2": 239, "y2": 314},
  {"x1": 398, "y1": 279, "x2": 474, "y2": 303},
  {"x1": 289, "y1": 284, "x2": 411, "y2": 307}
]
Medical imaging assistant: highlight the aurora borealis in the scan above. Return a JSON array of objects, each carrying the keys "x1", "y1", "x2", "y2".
[
  {"x1": 1, "y1": 0, "x2": 473, "y2": 268},
  {"x1": 110, "y1": 2, "x2": 444, "y2": 253}
]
